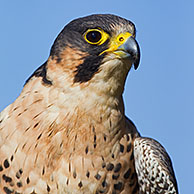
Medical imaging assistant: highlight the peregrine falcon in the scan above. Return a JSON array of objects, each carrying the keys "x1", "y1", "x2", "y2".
[{"x1": 0, "y1": 14, "x2": 178, "y2": 194}]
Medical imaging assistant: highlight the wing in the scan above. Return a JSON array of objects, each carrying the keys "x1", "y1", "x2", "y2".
[{"x1": 134, "y1": 137, "x2": 178, "y2": 194}]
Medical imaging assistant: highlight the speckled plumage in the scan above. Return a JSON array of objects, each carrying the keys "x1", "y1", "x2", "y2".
[{"x1": 0, "y1": 14, "x2": 178, "y2": 194}]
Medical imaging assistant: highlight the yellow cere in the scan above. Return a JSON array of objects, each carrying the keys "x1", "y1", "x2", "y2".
[
  {"x1": 100, "y1": 32, "x2": 132, "y2": 55},
  {"x1": 84, "y1": 28, "x2": 110, "y2": 45}
]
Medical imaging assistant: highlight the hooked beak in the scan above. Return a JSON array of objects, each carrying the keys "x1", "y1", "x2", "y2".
[{"x1": 116, "y1": 36, "x2": 140, "y2": 70}]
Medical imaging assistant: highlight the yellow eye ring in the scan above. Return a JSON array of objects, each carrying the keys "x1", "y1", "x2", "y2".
[{"x1": 84, "y1": 29, "x2": 109, "y2": 45}]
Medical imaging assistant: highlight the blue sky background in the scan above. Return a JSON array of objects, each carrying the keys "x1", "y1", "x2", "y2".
[{"x1": 0, "y1": 1, "x2": 193, "y2": 193}]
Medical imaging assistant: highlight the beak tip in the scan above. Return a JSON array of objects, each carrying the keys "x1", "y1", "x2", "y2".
[
  {"x1": 134, "y1": 63, "x2": 139, "y2": 70},
  {"x1": 134, "y1": 52, "x2": 140, "y2": 70}
]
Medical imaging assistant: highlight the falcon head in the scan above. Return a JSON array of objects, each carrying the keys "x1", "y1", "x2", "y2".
[{"x1": 27, "y1": 14, "x2": 140, "y2": 97}]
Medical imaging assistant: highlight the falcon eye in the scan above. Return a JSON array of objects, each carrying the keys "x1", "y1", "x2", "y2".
[
  {"x1": 86, "y1": 31, "x2": 102, "y2": 43},
  {"x1": 84, "y1": 29, "x2": 109, "y2": 45}
]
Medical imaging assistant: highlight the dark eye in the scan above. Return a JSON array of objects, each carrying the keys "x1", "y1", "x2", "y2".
[{"x1": 86, "y1": 30, "x2": 102, "y2": 43}]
